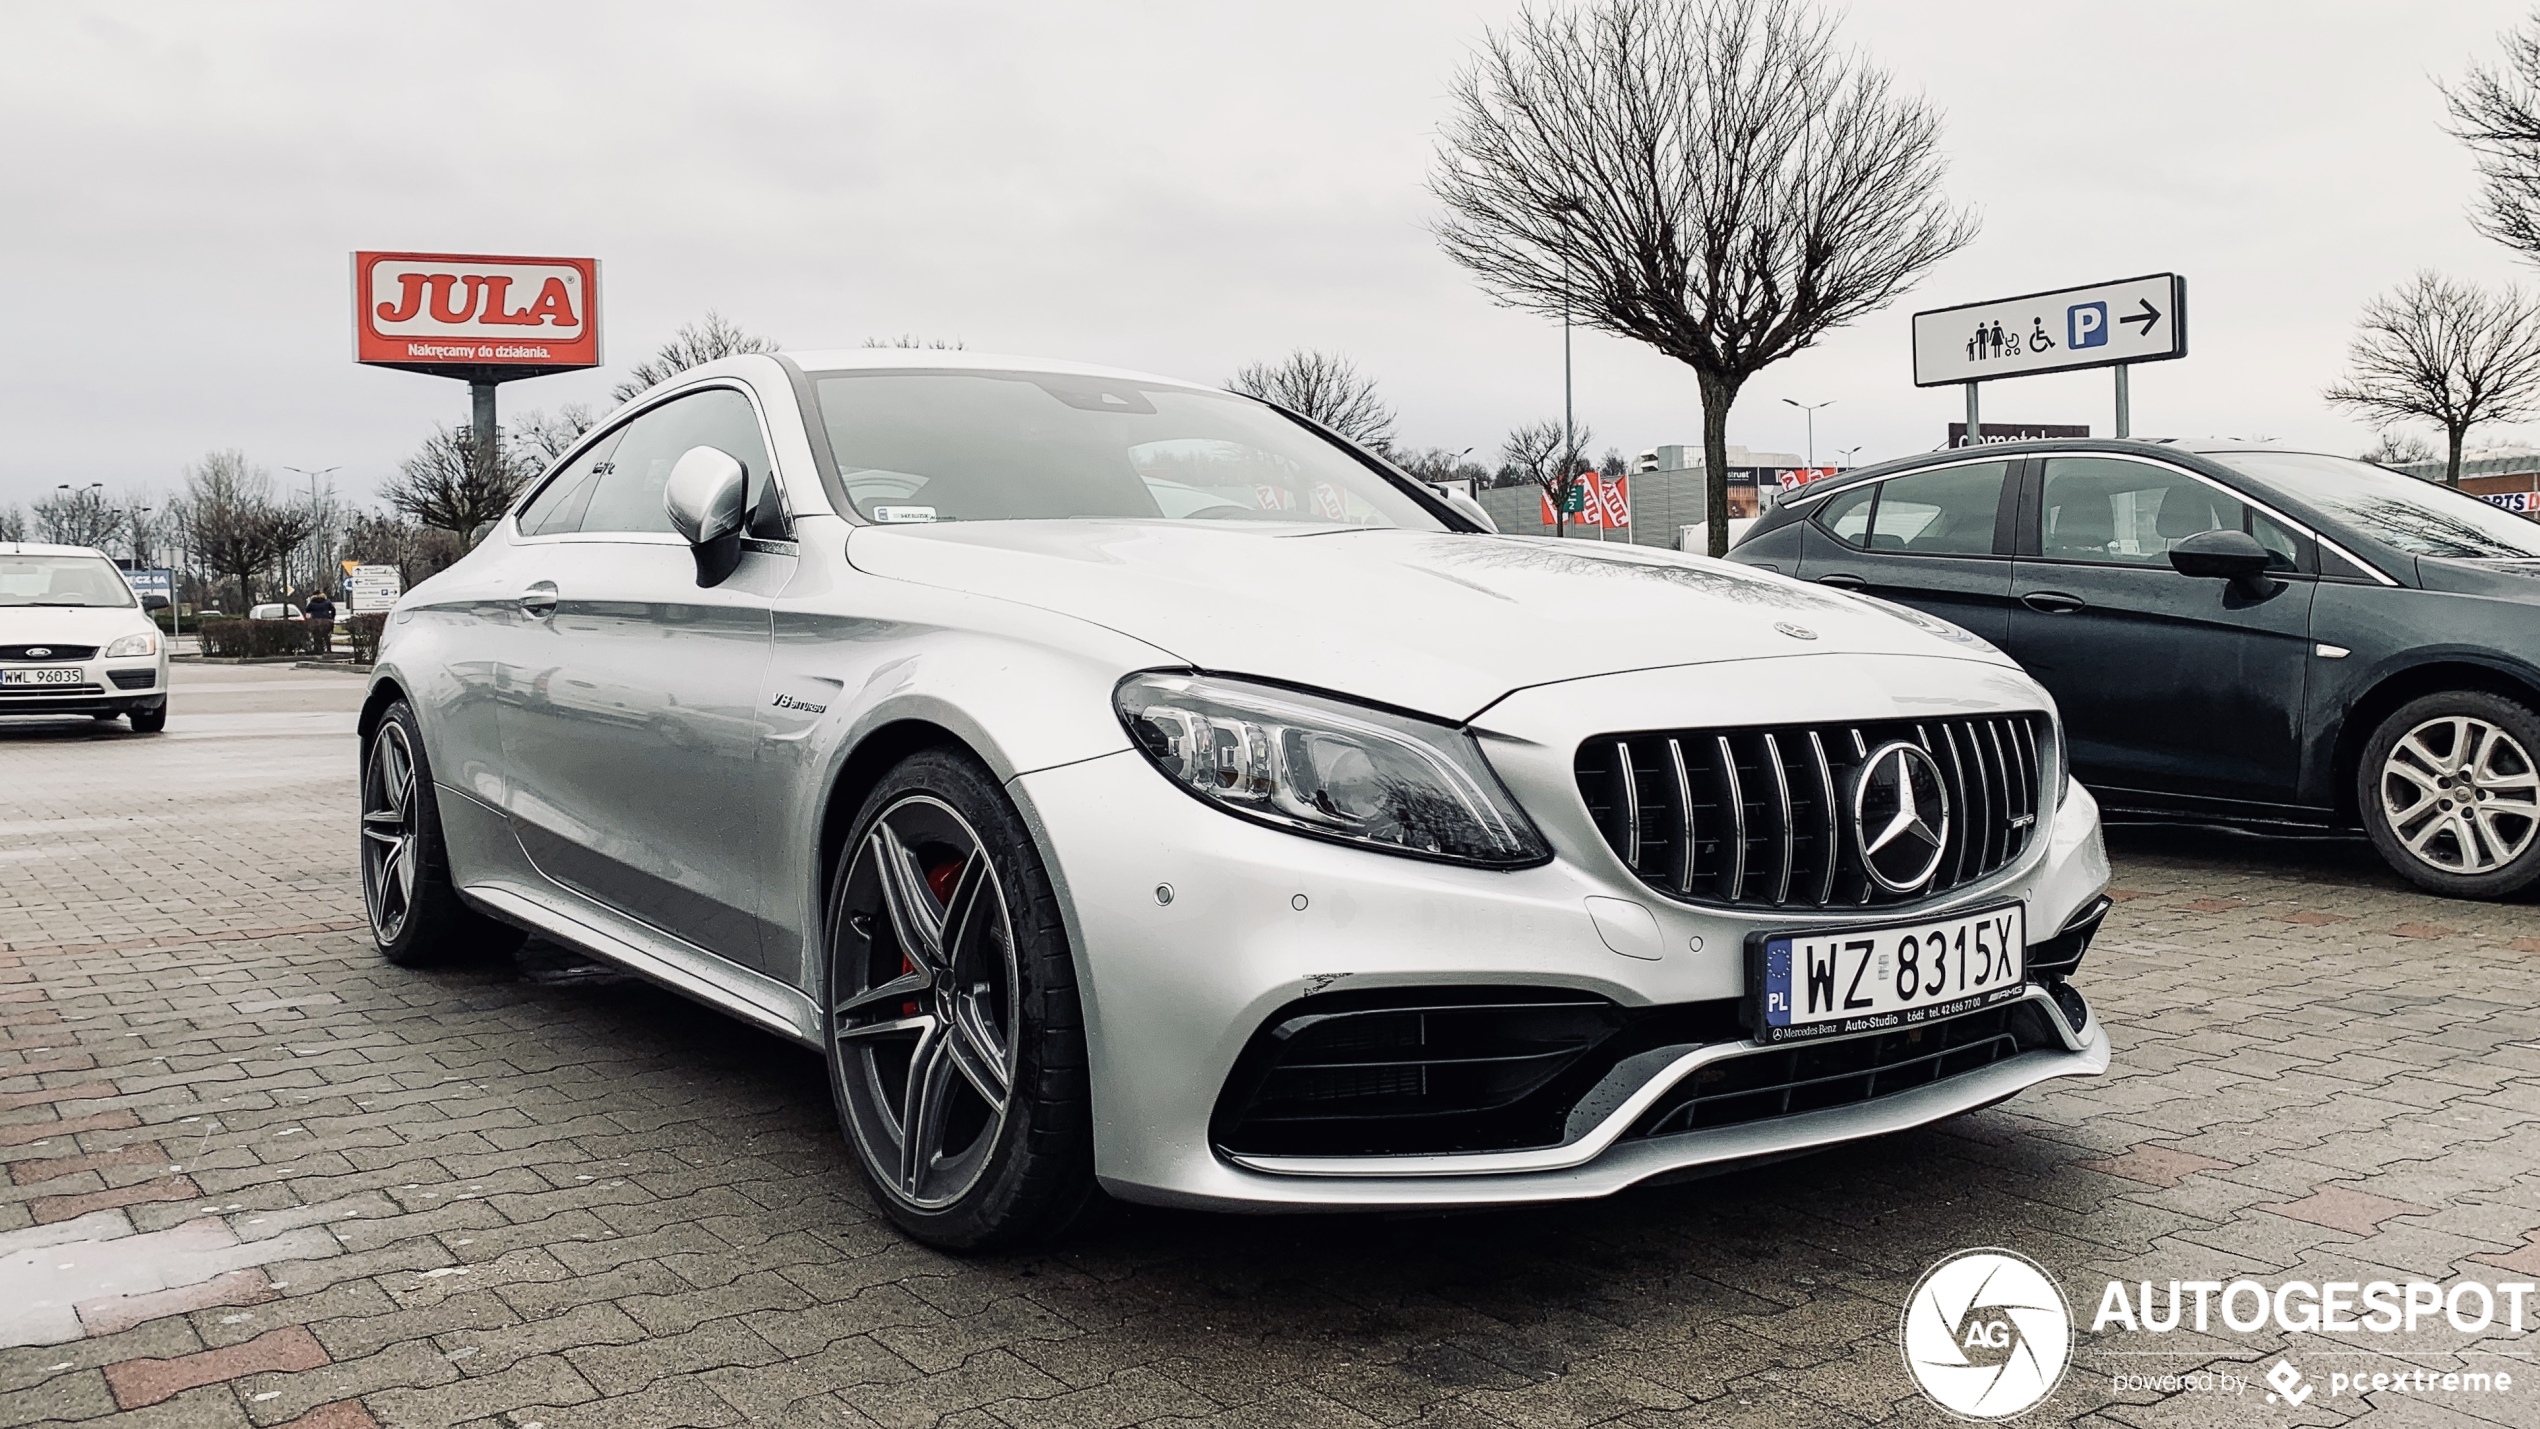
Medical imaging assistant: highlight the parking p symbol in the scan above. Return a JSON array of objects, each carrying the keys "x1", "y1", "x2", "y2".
[{"x1": 2068, "y1": 302, "x2": 2108, "y2": 349}]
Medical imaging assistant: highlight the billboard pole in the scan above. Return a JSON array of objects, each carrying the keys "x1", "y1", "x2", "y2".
[{"x1": 471, "y1": 380, "x2": 499, "y2": 482}]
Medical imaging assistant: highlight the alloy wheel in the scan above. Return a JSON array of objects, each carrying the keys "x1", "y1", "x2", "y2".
[
  {"x1": 831, "y1": 796, "x2": 1020, "y2": 1211},
  {"x1": 2379, "y1": 714, "x2": 2540, "y2": 875},
  {"x1": 360, "y1": 722, "x2": 422, "y2": 945}
]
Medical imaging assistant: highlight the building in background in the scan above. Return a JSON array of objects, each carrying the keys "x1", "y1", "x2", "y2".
[{"x1": 2392, "y1": 453, "x2": 2540, "y2": 520}]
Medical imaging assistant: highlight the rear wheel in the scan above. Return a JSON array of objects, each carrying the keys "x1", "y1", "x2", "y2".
[
  {"x1": 362, "y1": 700, "x2": 522, "y2": 966},
  {"x1": 824, "y1": 748, "x2": 1093, "y2": 1249},
  {"x1": 2359, "y1": 691, "x2": 2540, "y2": 900}
]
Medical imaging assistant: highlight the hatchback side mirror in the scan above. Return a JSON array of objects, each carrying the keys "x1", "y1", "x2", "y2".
[
  {"x1": 664, "y1": 446, "x2": 748, "y2": 585},
  {"x1": 2167, "y1": 529, "x2": 2275, "y2": 593}
]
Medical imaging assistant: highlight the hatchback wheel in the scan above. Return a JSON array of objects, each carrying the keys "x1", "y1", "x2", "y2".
[
  {"x1": 2359, "y1": 691, "x2": 2540, "y2": 900},
  {"x1": 362, "y1": 700, "x2": 522, "y2": 966},
  {"x1": 825, "y1": 749, "x2": 1092, "y2": 1249}
]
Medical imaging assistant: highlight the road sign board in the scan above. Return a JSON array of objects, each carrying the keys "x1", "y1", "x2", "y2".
[
  {"x1": 343, "y1": 563, "x2": 405, "y2": 614},
  {"x1": 125, "y1": 568, "x2": 172, "y2": 607},
  {"x1": 1912, "y1": 273, "x2": 2185, "y2": 387},
  {"x1": 352, "y1": 251, "x2": 602, "y2": 378}
]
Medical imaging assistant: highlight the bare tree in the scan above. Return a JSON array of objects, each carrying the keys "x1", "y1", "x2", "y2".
[
  {"x1": 610, "y1": 312, "x2": 780, "y2": 403},
  {"x1": 1501, "y1": 418, "x2": 1597, "y2": 535},
  {"x1": 380, "y1": 425, "x2": 535, "y2": 540},
  {"x1": 2325, "y1": 273, "x2": 2540, "y2": 486},
  {"x1": 508, "y1": 404, "x2": 599, "y2": 474},
  {"x1": 1229, "y1": 350, "x2": 1399, "y2": 449},
  {"x1": 171, "y1": 451, "x2": 284, "y2": 612},
  {"x1": 1391, "y1": 446, "x2": 1494, "y2": 488},
  {"x1": 862, "y1": 335, "x2": 967, "y2": 350},
  {"x1": 2359, "y1": 430, "x2": 2438, "y2": 469},
  {"x1": 0, "y1": 506, "x2": 25, "y2": 542},
  {"x1": 33, "y1": 485, "x2": 123, "y2": 548},
  {"x1": 2446, "y1": 13, "x2": 2540, "y2": 265},
  {"x1": 1432, "y1": 0, "x2": 1975, "y2": 555},
  {"x1": 343, "y1": 510, "x2": 468, "y2": 590}
]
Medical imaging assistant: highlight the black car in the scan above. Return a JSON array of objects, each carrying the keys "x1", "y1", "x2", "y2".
[{"x1": 1729, "y1": 440, "x2": 2540, "y2": 899}]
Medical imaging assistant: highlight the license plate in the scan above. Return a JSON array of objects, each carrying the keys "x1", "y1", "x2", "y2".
[
  {"x1": 0, "y1": 666, "x2": 82, "y2": 687},
  {"x1": 1749, "y1": 903, "x2": 2025, "y2": 1045}
]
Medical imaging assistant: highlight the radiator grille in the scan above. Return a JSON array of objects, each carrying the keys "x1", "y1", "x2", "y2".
[
  {"x1": 1575, "y1": 714, "x2": 2048, "y2": 911},
  {"x1": 0, "y1": 644, "x2": 97, "y2": 662}
]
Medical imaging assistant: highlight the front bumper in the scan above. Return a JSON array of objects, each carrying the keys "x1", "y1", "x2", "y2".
[
  {"x1": 0, "y1": 656, "x2": 166, "y2": 717},
  {"x1": 1011, "y1": 737, "x2": 2111, "y2": 1212}
]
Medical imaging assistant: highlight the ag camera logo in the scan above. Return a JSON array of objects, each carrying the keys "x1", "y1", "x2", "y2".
[{"x1": 1902, "y1": 1249, "x2": 2072, "y2": 1420}]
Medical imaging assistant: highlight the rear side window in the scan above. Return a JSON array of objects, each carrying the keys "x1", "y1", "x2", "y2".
[
  {"x1": 1812, "y1": 484, "x2": 1876, "y2": 547},
  {"x1": 574, "y1": 389, "x2": 779, "y2": 537},
  {"x1": 1864, "y1": 462, "x2": 2007, "y2": 556}
]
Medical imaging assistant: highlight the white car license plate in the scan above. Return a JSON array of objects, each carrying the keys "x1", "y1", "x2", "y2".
[
  {"x1": 1751, "y1": 903, "x2": 2025, "y2": 1045},
  {"x1": 1, "y1": 666, "x2": 83, "y2": 687}
]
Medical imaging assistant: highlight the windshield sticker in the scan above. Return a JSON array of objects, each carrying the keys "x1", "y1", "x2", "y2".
[{"x1": 871, "y1": 506, "x2": 937, "y2": 524}]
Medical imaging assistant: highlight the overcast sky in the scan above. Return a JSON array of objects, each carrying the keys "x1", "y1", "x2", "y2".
[{"x1": 2, "y1": 1, "x2": 2533, "y2": 513}]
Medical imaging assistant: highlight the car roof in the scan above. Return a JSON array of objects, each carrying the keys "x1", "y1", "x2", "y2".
[
  {"x1": 1783, "y1": 438, "x2": 2348, "y2": 502},
  {"x1": 0, "y1": 541, "x2": 109, "y2": 558},
  {"x1": 780, "y1": 349, "x2": 1220, "y2": 393}
]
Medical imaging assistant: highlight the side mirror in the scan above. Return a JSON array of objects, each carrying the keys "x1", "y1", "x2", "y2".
[
  {"x1": 1441, "y1": 489, "x2": 1499, "y2": 533},
  {"x1": 664, "y1": 446, "x2": 748, "y2": 585},
  {"x1": 2167, "y1": 529, "x2": 2275, "y2": 593}
]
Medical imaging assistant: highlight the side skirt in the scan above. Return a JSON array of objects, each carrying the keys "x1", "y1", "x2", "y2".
[{"x1": 462, "y1": 878, "x2": 825, "y2": 1049}]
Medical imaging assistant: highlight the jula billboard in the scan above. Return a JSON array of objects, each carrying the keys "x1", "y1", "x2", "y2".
[{"x1": 351, "y1": 251, "x2": 601, "y2": 376}]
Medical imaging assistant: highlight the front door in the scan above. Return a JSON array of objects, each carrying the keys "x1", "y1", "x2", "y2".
[
  {"x1": 496, "y1": 385, "x2": 794, "y2": 968},
  {"x1": 2003, "y1": 454, "x2": 2316, "y2": 806},
  {"x1": 1793, "y1": 458, "x2": 2017, "y2": 643}
]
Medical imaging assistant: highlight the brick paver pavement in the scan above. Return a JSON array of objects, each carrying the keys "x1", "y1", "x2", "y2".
[{"x1": 5, "y1": 664, "x2": 2539, "y2": 1427}]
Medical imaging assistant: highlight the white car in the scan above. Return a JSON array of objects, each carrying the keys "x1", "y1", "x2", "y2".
[
  {"x1": 363, "y1": 351, "x2": 2111, "y2": 1248},
  {"x1": 248, "y1": 603, "x2": 304, "y2": 621},
  {"x1": 0, "y1": 542, "x2": 170, "y2": 732}
]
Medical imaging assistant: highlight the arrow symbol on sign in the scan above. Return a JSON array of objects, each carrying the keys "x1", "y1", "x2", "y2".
[{"x1": 2121, "y1": 298, "x2": 2161, "y2": 336}]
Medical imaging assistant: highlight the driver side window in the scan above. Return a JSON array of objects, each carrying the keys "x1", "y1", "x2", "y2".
[{"x1": 575, "y1": 388, "x2": 783, "y2": 538}]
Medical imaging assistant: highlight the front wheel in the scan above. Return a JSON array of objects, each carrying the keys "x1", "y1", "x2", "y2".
[
  {"x1": 2359, "y1": 691, "x2": 2540, "y2": 900},
  {"x1": 824, "y1": 748, "x2": 1093, "y2": 1250},
  {"x1": 128, "y1": 703, "x2": 166, "y2": 734}
]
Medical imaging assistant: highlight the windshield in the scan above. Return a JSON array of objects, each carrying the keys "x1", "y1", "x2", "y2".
[
  {"x1": 0, "y1": 553, "x2": 135, "y2": 607},
  {"x1": 813, "y1": 371, "x2": 1444, "y2": 529},
  {"x1": 2215, "y1": 451, "x2": 2540, "y2": 560}
]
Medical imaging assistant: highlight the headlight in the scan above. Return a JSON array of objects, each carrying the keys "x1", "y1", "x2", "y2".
[
  {"x1": 105, "y1": 631, "x2": 159, "y2": 658},
  {"x1": 1114, "y1": 672, "x2": 1549, "y2": 867}
]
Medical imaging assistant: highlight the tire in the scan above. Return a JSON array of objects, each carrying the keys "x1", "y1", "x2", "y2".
[
  {"x1": 823, "y1": 747, "x2": 1094, "y2": 1250},
  {"x1": 361, "y1": 700, "x2": 524, "y2": 966},
  {"x1": 128, "y1": 704, "x2": 166, "y2": 734},
  {"x1": 2358, "y1": 690, "x2": 2540, "y2": 900}
]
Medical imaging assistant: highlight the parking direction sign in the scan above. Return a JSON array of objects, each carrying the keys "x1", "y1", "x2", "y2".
[{"x1": 1912, "y1": 273, "x2": 2186, "y2": 387}]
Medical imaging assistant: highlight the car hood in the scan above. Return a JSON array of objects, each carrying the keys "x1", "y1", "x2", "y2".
[
  {"x1": 0, "y1": 605, "x2": 152, "y2": 644},
  {"x1": 845, "y1": 521, "x2": 2008, "y2": 719}
]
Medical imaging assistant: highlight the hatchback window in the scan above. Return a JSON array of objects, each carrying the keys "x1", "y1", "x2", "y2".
[
  {"x1": 570, "y1": 389, "x2": 778, "y2": 537},
  {"x1": 2040, "y1": 457, "x2": 2253, "y2": 566},
  {"x1": 813, "y1": 371, "x2": 1442, "y2": 528},
  {"x1": 0, "y1": 554, "x2": 133, "y2": 607},
  {"x1": 1864, "y1": 462, "x2": 2007, "y2": 556}
]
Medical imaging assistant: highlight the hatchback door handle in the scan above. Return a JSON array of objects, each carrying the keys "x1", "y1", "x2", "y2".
[
  {"x1": 519, "y1": 582, "x2": 560, "y2": 619},
  {"x1": 2022, "y1": 590, "x2": 2085, "y2": 614},
  {"x1": 1815, "y1": 573, "x2": 1866, "y2": 590}
]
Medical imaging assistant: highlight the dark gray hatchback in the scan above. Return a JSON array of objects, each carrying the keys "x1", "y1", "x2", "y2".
[{"x1": 1728, "y1": 440, "x2": 2540, "y2": 899}]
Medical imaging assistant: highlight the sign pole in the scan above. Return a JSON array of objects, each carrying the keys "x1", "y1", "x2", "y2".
[
  {"x1": 1964, "y1": 381, "x2": 1980, "y2": 448},
  {"x1": 2113, "y1": 363, "x2": 2131, "y2": 440}
]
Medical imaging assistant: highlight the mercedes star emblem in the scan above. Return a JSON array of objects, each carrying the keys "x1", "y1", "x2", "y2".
[{"x1": 1852, "y1": 740, "x2": 1951, "y2": 893}]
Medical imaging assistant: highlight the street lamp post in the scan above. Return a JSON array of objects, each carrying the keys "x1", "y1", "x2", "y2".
[{"x1": 1781, "y1": 398, "x2": 1834, "y2": 470}]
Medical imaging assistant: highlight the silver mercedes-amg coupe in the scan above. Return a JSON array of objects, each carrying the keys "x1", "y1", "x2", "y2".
[{"x1": 360, "y1": 351, "x2": 2113, "y2": 1248}]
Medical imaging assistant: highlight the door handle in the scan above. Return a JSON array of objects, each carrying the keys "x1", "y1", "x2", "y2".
[
  {"x1": 2022, "y1": 590, "x2": 2085, "y2": 614},
  {"x1": 1815, "y1": 573, "x2": 1867, "y2": 590},
  {"x1": 519, "y1": 582, "x2": 560, "y2": 619}
]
